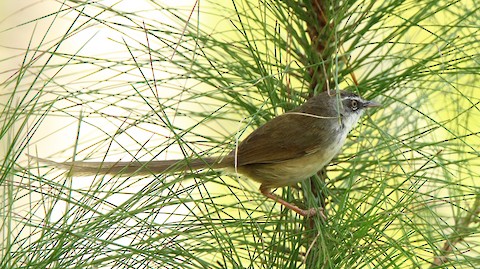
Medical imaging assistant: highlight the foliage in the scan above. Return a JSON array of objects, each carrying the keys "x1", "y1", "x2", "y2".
[{"x1": 1, "y1": 0, "x2": 479, "y2": 268}]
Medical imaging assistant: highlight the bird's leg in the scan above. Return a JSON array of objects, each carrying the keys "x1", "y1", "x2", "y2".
[{"x1": 260, "y1": 186, "x2": 325, "y2": 218}]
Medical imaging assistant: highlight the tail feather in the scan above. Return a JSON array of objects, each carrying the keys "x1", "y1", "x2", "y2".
[{"x1": 28, "y1": 155, "x2": 232, "y2": 176}]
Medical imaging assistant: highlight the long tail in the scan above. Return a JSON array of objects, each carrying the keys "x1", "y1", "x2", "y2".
[{"x1": 28, "y1": 155, "x2": 232, "y2": 176}]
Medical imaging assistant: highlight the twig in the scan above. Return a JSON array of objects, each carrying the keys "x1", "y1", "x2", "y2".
[{"x1": 431, "y1": 195, "x2": 480, "y2": 267}]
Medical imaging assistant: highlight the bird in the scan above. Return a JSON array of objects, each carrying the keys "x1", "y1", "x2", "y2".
[{"x1": 30, "y1": 90, "x2": 380, "y2": 218}]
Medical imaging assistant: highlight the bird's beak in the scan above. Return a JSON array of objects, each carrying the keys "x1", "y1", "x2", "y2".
[{"x1": 365, "y1": 100, "x2": 381, "y2": 108}]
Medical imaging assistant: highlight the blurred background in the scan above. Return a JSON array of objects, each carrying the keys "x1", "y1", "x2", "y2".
[{"x1": 1, "y1": 1, "x2": 479, "y2": 268}]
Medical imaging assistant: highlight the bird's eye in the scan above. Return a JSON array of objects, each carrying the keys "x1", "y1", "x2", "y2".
[{"x1": 351, "y1": 100, "x2": 358, "y2": 110}]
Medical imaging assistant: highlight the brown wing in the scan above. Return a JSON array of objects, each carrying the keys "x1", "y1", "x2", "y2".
[{"x1": 232, "y1": 112, "x2": 337, "y2": 165}]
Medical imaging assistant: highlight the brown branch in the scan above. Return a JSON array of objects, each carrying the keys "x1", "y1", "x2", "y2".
[
  {"x1": 306, "y1": 0, "x2": 332, "y2": 95},
  {"x1": 431, "y1": 195, "x2": 480, "y2": 267},
  {"x1": 301, "y1": 1, "x2": 335, "y2": 267}
]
